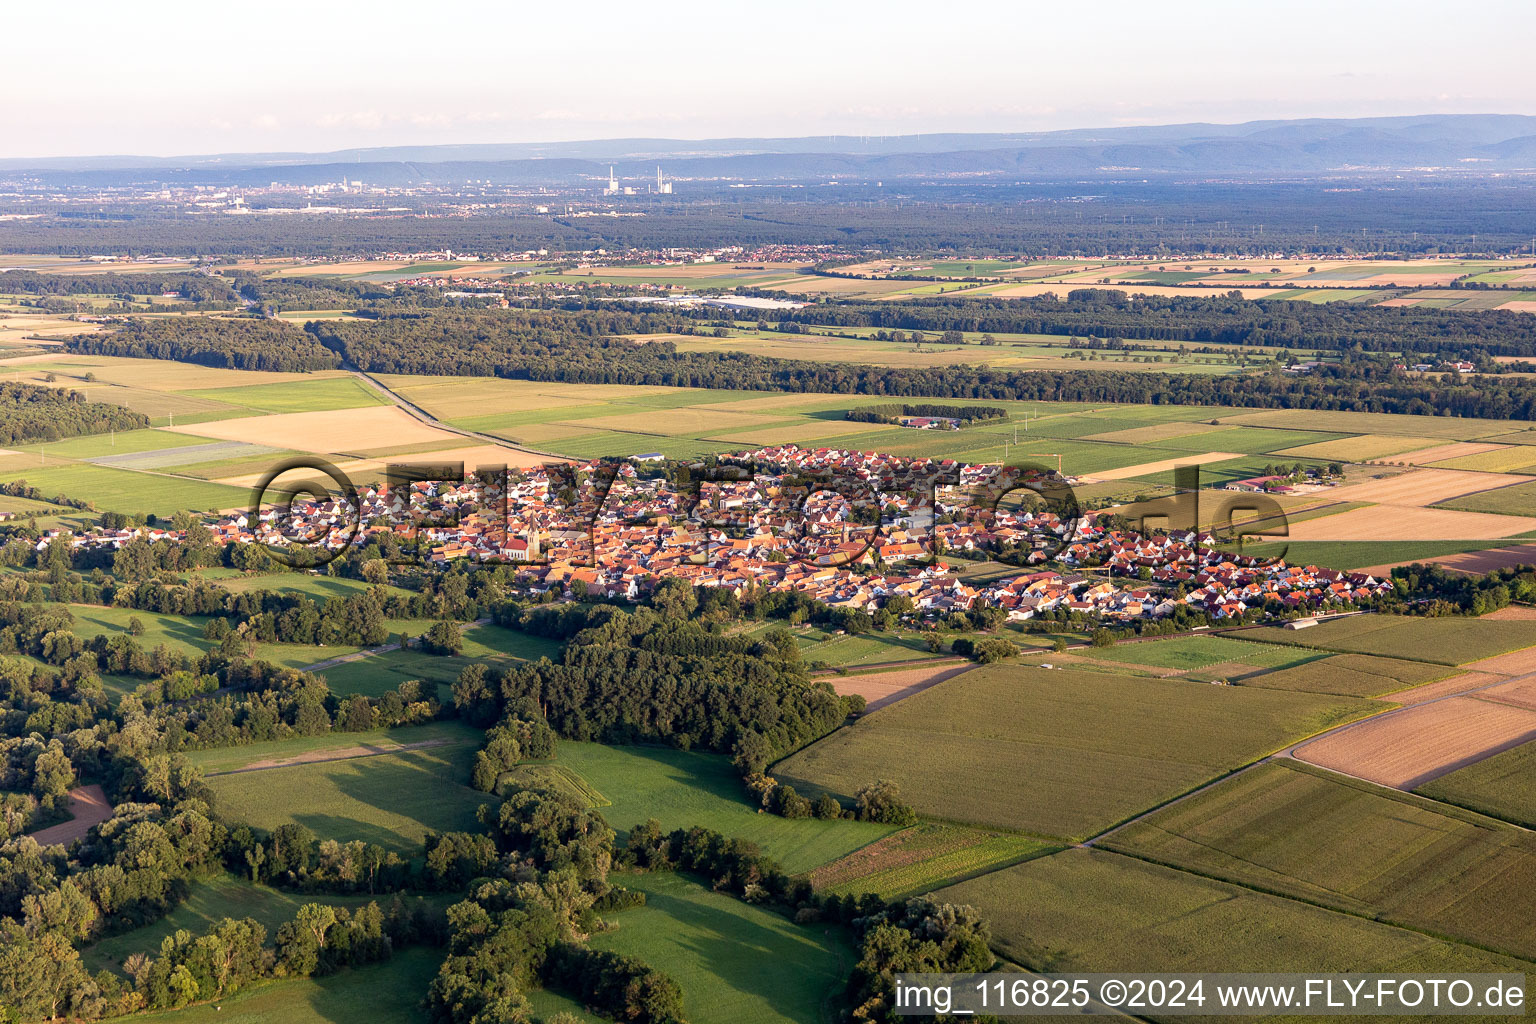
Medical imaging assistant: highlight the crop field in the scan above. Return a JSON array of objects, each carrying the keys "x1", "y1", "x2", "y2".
[
  {"x1": 1418, "y1": 739, "x2": 1536, "y2": 826},
  {"x1": 202, "y1": 728, "x2": 493, "y2": 856},
  {"x1": 1086, "y1": 635, "x2": 1323, "y2": 673},
  {"x1": 1080, "y1": 421, "x2": 1227, "y2": 444},
  {"x1": 185, "y1": 376, "x2": 390, "y2": 414},
  {"x1": 1424, "y1": 445, "x2": 1536, "y2": 474},
  {"x1": 1103, "y1": 762, "x2": 1536, "y2": 961},
  {"x1": 590, "y1": 871, "x2": 852, "y2": 1024},
  {"x1": 808, "y1": 823, "x2": 1053, "y2": 898},
  {"x1": 1240, "y1": 615, "x2": 1536, "y2": 665},
  {"x1": 0, "y1": 462, "x2": 247, "y2": 514},
  {"x1": 129, "y1": 945, "x2": 441, "y2": 1024},
  {"x1": 1320, "y1": 468, "x2": 1529, "y2": 506},
  {"x1": 1271, "y1": 434, "x2": 1444, "y2": 461},
  {"x1": 1217, "y1": 408, "x2": 1533, "y2": 440},
  {"x1": 940, "y1": 848, "x2": 1530, "y2": 981},
  {"x1": 1235, "y1": 652, "x2": 1452, "y2": 697},
  {"x1": 1439, "y1": 478, "x2": 1536, "y2": 516},
  {"x1": 538, "y1": 741, "x2": 896, "y2": 873},
  {"x1": 774, "y1": 664, "x2": 1380, "y2": 841}
]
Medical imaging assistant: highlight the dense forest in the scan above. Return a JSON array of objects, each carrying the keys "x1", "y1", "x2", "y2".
[
  {"x1": 0, "y1": 270, "x2": 235, "y2": 304},
  {"x1": 770, "y1": 289, "x2": 1536, "y2": 359},
  {"x1": 0, "y1": 382, "x2": 149, "y2": 445},
  {"x1": 68, "y1": 318, "x2": 342, "y2": 372},
  {"x1": 310, "y1": 308, "x2": 1536, "y2": 420},
  {"x1": 6, "y1": 180, "x2": 1536, "y2": 255}
]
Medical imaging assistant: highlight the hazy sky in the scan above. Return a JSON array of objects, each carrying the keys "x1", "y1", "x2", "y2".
[{"x1": 5, "y1": 0, "x2": 1534, "y2": 158}]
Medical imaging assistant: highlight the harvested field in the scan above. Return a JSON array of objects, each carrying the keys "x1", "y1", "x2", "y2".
[
  {"x1": 27, "y1": 785, "x2": 111, "y2": 846},
  {"x1": 1077, "y1": 451, "x2": 1243, "y2": 483},
  {"x1": 1284, "y1": 504, "x2": 1533, "y2": 540},
  {"x1": 1385, "y1": 672, "x2": 1508, "y2": 705},
  {"x1": 1483, "y1": 604, "x2": 1536, "y2": 620},
  {"x1": 1414, "y1": 543, "x2": 1536, "y2": 573},
  {"x1": 1293, "y1": 697, "x2": 1536, "y2": 788},
  {"x1": 828, "y1": 662, "x2": 973, "y2": 713},
  {"x1": 1480, "y1": 676, "x2": 1536, "y2": 711},
  {"x1": 1323, "y1": 468, "x2": 1531, "y2": 506},
  {"x1": 1462, "y1": 644, "x2": 1536, "y2": 674},
  {"x1": 169, "y1": 405, "x2": 460, "y2": 453}
]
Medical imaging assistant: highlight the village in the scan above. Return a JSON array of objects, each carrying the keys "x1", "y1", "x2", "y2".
[{"x1": 40, "y1": 444, "x2": 1393, "y2": 626}]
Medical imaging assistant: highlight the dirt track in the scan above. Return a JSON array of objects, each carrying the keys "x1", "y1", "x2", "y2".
[{"x1": 25, "y1": 785, "x2": 111, "y2": 846}]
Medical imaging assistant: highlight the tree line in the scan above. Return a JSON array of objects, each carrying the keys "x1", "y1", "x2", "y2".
[
  {"x1": 308, "y1": 307, "x2": 1536, "y2": 420},
  {"x1": 845, "y1": 402, "x2": 1009, "y2": 426},
  {"x1": 68, "y1": 318, "x2": 342, "y2": 372},
  {"x1": 0, "y1": 382, "x2": 148, "y2": 446}
]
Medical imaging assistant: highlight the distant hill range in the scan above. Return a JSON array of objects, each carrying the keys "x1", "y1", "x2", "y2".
[{"x1": 9, "y1": 114, "x2": 1536, "y2": 186}]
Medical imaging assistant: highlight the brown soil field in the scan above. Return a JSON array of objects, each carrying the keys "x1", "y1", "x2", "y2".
[
  {"x1": 26, "y1": 785, "x2": 111, "y2": 846},
  {"x1": 174, "y1": 406, "x2": 459, "y2": 454},
  {"x1": 1398, "y1": 442, "x2": 1510, "y2": 465},
  {"x1": 1078, "y1": 451, "x2": 1244, "y2": 483},
  {"x1": 829, "y1": 663, "x2": 974, "y2": 713},
  {"x1": 1379, "y1": 672, "x2": 1508, "y2": 705},
  {"x1": 1479, "y1": 677, "x2": 1536, "y2": 712},
  {"x1": 1498, "y1": 300, "x2": 1536, "y2": 313},
  {"x1": 1416, "y1": 544, "x2": 1536, "y2": 574},
  {"x1": 1283, "y1": 504, "x2": 1532, "y2": 541},
  {"x1": 1294, "y1": 697, "x2": 1536, "y2": 788},
  {"x1": 1324, "y1": 468, "x2": 1531, "y2": 506},
  {"x1": 1482, "y1": 605, "x2": 1536, "y2": 621},
  {"x1": 1464, "y1": 644, "x2": 1536, "y2": 676}
]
